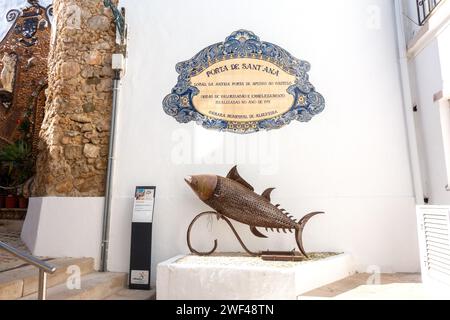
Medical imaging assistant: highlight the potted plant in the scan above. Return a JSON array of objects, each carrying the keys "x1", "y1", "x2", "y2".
[
  {"x1": 0, "y1": 190, "x2": 6, "y2": 208},
  {"x1": 0, "y1": 140, "x2": 33, "y2": 209},
  {"x1": 17, "y1": 184, "x2": 30, "y2": 209},
  {"x1": 5, "y1": 194, "x2": 17, "y2": 208},
  {"x1": 0, "y1": 158, "x2": 11, "y2": 209},
  {"x1": 18, "y1": 195, "x2": 29, "y2": 209}
]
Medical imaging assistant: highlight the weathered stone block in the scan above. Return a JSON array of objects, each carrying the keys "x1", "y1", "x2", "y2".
[
  {"x1": 81, "y1": 123, "x2": 94, "y2": 132},
  {"x1": 64, "y1": 4, "x2": 82, "y2": 30},
  {"x1": 86, "y1": 77, "x2": 101, "y2": 85},
  {"x1": 65, "y1": 145, "x2": 83, "y2": 160},
  {"x1": 84, "y1": 144, "x2": 100, "y2": 158},
  {"x1": 97, "y1": 79, "x2": 112, "y2": 92},
  {"x1": 78, "y1": 176, "x2": 98, "y2": 193},
  {"x1": 95, "y1": 159, "x2": 108, "y2": 170},
  {"x1": 87, "y1": 15, "x2": 110, "y2": 31},
  {"x1": 69, "y1": 114, "x2": 92, "y2": 123},
  {"x1": 95, "y1": 41, "x2": 111, "y2": 50},
  {"x1": 83, "y1": 102, "x2": 95, "y2": 113},
  {"x1": 65, "y1": 130, "x2": 81, "y2": 137},
  {"x1": 61, "y1": 136, "x2": 71, "y2": 145},
  {"x1": 90, "y1": 137, "x2": 101, "y2": 145},
  {"x1": 96, "y1": 119, "x2": 111, "y2": 132},
  {"x1": 86, "y1": 50, "x2": 103, "y2": 65},
  {"x1": 55, "y1": 180, "x2": 74, "y2": 194},
  {"x1": 60, "y1": 61, "x2": 80, "y2": 79},
  {"x1": 81, "y1": 66, "x2": 95, "y2": 78}
]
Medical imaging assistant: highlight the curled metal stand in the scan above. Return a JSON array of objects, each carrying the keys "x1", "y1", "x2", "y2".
[{"x1": 187, "y1": 211, "x2": 259, "y2": 257}]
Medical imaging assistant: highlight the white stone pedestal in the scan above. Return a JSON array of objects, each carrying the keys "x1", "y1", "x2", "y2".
[
  {"x1": 157, "y1": 253, "x2": 355, "y2": 300},
  {"x1": 21, "y1": 197, "x2": 104, "y2": 269}
]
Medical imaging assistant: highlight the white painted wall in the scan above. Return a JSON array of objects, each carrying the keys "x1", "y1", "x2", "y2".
[
  {"x1": 399, "y1": 1, "x2": 450, "y2": 291},
  {"x1": 22, "y1": 197, "x2": 104, "y2": 270},
  {"x1": 410, "y1": 40, "x2": 449, "y2": 204},
  {"x1": 402, "y1": 0, "x2": 450, "y2": 205},
  {"x1": 402, "y1": 0, "x2": 421, "y2": 42},
  {"x1": 107, "y1": 0, "x2": 420, "y2": 282}
]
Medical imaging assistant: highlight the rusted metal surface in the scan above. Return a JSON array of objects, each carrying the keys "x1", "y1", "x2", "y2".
[
  {"x1": 185, "y1": 166, "x2": 324, "y2": 259},
  {"x1": 259, "y1": 250, "x2": 305, "y2": 262},
  {"x1": 261, "y1": 255, "x2": 304, "y2": 262},
  {"x1": 187, "y1": 211, "x2": 259, "y2": 257}
]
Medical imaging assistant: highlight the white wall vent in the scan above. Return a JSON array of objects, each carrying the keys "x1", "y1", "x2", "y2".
[{"x1": 418, "y1": 206, "x2": 450, "y2": 286}]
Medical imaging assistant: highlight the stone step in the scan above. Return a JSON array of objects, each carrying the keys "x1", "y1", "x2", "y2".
[
  {"x1": 105, "y1": 288, "x2": 156, "y2": 300},
  {"x1": 299, "y1": 273, "x2": 422, "y2": 300},
  {"x1": 21, "y1": 272, "x2": 127, "y2": 300},
  {"x1": 0, "y1": 209, "x2": 27, "y2": 220},
  {"x1": 0, "y1": 220, "x2": 24, "y2": 233},
  {"x1": 0, "y1": 257, "x2": 95, "y2": 300}
]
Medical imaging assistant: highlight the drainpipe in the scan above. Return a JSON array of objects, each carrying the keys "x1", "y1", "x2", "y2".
[
  {"x1": 394, "y1": 0, "x2": 425, "y2": 205},
  {"x1": 100, "y1": 54, "x2": 124, "y2": 272}
]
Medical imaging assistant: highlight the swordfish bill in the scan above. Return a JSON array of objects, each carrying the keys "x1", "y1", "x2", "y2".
[{"x1": 184, "y1": 166, "x2": 324, "y2": 258}]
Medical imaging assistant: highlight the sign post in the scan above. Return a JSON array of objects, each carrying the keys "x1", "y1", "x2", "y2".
[{"x1": 129, "y1": 186, "x2": 155, "y2": 290}]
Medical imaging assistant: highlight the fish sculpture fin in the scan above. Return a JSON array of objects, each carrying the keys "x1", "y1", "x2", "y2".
[
  {"x1": 250, "y1": 226, "x2": 267, "y2": 238},
  {"x1": 261, "y1": 188, "x2": 275, "y2": 202},
  {"x1": 295, "y1": 211, "x2": 325, "y2": 258},
  {"x1": 226, "y1": 166, "x2": 254, "y2": 191},
  {"x1": 298, "y1": 212, "x2": 324, "y2": 228},
  {"x1": 276, "y1": 206, "x2": 297, "y2": 224}
]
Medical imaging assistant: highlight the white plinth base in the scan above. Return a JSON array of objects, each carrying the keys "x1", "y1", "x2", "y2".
[
  {"x1": 157, "y1": 253, "x2": 355, "y2": 300},
  {"x1": 21, "y1": 197, "x2": 104, "y2": 269}
]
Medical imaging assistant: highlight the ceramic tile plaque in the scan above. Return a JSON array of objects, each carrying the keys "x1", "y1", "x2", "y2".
[{"x1": 163, "y1": 30, "x2": 325, "y2": 134}]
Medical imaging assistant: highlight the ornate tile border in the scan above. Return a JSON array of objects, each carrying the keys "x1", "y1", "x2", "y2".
[{"x1": 163, "y1": 30, "x2": 325, "y2": 134}]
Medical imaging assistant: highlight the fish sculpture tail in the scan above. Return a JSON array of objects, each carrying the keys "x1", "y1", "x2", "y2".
[{"x1": 295, "y1": 212, "x2": 324, "y2": 258}]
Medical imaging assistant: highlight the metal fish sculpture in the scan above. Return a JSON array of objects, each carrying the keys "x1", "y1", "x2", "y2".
[{"x1": 185, "y1": 166, "x2": 324, "y2": 258}]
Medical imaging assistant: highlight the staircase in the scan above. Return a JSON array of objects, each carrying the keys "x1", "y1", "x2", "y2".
[{"x1": 0, "y1": 257, "x2": 155, "y2": 300}]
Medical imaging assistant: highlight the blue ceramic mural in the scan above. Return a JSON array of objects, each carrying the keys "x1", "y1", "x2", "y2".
[{"x1": 163, "y1": 30, "x2": 325, "y2": 134}]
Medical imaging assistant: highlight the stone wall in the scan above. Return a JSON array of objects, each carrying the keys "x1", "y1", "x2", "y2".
[{"x1": 33, "y1": 0, "x2": 117, "y2": 196}]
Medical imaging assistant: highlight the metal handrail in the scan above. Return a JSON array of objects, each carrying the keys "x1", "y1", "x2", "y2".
[{"x1": 0, "y1": 241, "x2": 56, "y2": 300}]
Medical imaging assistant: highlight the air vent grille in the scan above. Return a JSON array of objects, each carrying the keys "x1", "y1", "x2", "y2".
[{"x1": 423, "y1": 210, "x2": 450, "y2": 280}]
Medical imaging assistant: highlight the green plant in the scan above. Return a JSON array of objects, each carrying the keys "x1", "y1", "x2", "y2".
[{"x1": 0, "y1": 140, "x2": 33, "y2": 188}]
